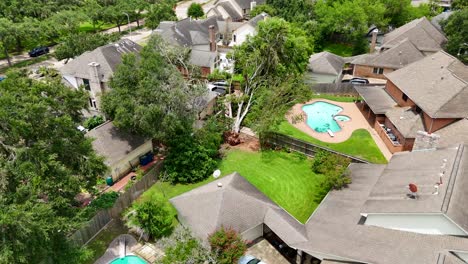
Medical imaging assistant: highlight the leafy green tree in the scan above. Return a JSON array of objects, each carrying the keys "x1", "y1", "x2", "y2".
[
  {"x1": 228, "y1": 18, "x2": 312, "y2": 133},
  {"x1": 451, "y1": 0, "x2": 468, "y2": 10},
  {"x1": 129, "y1": 194, "x2": 175, "y2": 239},
  {"x1": 145, "y1": 2, "x2": 177, "y2": 30},
  {"x1": 102, "y1": 35, "x2": 204, "y2": 140},
  {"x1": 47, "y1": 10, "x2": 88, "y2": 38},
  {"x1": 250, "y1": 4, "x2": 277, "y2": 17},
  {"x1": 55, "y1": 32, "x2": 120, "y2": 61},
  {"x1": 157, "y1": 225, "x2": 216, "y2": 264},
  {"x1": 0, "y1": 71, "x2": 107, "y2": 263},
  {"x1": 187, "y1": 3, "x2": 204, "y2": 19},
  {"x1": 266, "y1": 0, "x2": 314, "y2": 23},
  {"x1": 209, "y1": 226, "x2": 247, "y2": 264},
  {"x1": 442, "y1": 9, "x2": 468, "y2": 64}
]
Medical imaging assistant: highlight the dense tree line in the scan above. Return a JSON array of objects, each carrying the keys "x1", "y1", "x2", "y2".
[
  {"x1": 441, "y1": 6, "x2": 468, "y2": 63},
  {"x1": 0, "y1": 71, "x2": 107, "y2": 263}
]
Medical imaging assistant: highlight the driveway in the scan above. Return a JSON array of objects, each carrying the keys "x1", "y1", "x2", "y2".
[
  {"x1": 175, "y1": 0, "x2": 216, "y2": 20},
  {"x1": 246, "y1": 239, "x2": 290, "y2": 264}
]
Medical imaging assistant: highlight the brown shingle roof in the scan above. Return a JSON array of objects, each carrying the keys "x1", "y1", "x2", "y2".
[
  {"x1": 385, "y1": 51, "x2": 468, "y2": 118},
  {"x1": 86, "y1": 121, "x2": 149, "y2": 166},
  {"x1": 352, "y1": 38, "x2": 425, "y2": 69},
  {"x1": 385, "y1": 106, "x2": 425, "y2": 138},
  {"x1": 355, "y1": 85, "x2": 397, "y2": 115},
  {"x1": 382, "y1": 17, "x2": 446, "y2": 52},
  {"x1": 308, "y1": 51, "x2": 345, "y2": 75}
]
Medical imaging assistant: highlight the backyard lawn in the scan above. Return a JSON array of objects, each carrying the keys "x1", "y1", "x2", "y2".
[
  {"x1": 322, "y1": 42, "x2": 354, "y2": 57},
  {"x1": 141, "y1": 149, "x2": 325, "y2": 224},
  {"x1": 276, "y1": 121, "x2": 387, "y2": 164},
  {"x1": 79, "y1": 21, "x2": 116, "y2": 33}
]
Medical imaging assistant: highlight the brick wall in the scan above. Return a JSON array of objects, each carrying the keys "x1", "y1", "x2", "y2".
[
  {"x1": 385, "y1": 80, "x2": 416, "y2": 107},
  {"x1": 422, "y1": 112, "x2": 458, "y2": 133},
  {"x1": 353, "y1": 65, "x2": 395, "y2": 79}
]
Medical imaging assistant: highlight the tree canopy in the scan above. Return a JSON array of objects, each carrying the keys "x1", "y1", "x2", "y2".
[
  {"x1": 442, "y1": 8, "x2": 468, "y2": 64},
  {"x1": 0, "y1": 71, "x2": 107, "y2": 263},
  {"x1": 187, "y1": 3, "x2": 204, "y2": 19}
]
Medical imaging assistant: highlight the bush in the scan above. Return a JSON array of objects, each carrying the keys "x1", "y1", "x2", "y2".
[
  {"x1": 129, "y1": 194, "x2": 175, "y2": 239},
  {"x1": 208, "y1": 226, "x2": 247, "y2": 264},
  {"x1": 187, "y1": 3, "x2": 204, "y2": 19},
  {"x1": 207, "y1": 69, "x2": 232, "y2": 82},
  {"x1": 158, "y1": 226, "x2": 216, "y2": 264},
  {"x1": 195, "y1": 117, "x2": 225, "y2": 157},
  {"x1": 84, "y1": 116, "x2": 105, "y2": 130},
  {"x1": 312, "y1": 150, "x2": 352, "y2": 203},
  {"x1": 89, "y1": 191, "x2": 119, "y2": 209}
]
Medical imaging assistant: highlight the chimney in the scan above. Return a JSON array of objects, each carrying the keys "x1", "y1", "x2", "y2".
[
  {"x1": 88, "y1": 62, "x2": 101, "y2": 89},
  {"x1": 250, "y1": 1, "x2": 257, "y2": 11},
  {"x1": 209, "y1": 25, "x2": 216, "y2": 52},
  {"x1": 370, "y1": 29, "x2": 378, "y2": 53}
]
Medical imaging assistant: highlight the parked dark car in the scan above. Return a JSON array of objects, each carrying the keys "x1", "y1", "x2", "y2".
[
  {"x1": 349, "y1": 77, "x2": 369, "y2": 84},
  {"x1": 29, "y1": 46, "x2": 49, "y2": 57}
]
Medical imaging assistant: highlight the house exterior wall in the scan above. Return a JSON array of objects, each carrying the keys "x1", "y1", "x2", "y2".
[
  {"x1": 385, "y1": 80, "x2": 416, "y2": 107},
  {"x1": 109, "y1": 140, "x2": 153, "y2": 181},
  {"x1": 422, "y1": 112, "x2": 458, "y2": 133},
  {"x1": 353, "y1": 64, "x2": 395, "y2": 80},
  {"x1": 63, "y1": 75, "x2": 79, "y2": 88},
  {"x1": 383, "y1": 118, "x2": 414, "y2": 151},
  {"x1": 374, "y1": 120, "x2": 404, "y2": 153},
  {"x1": 364, "y1": 214, "x2": 467, "y2": 236},
  {"x1": 241, "y1": 224, "x2": 263, "y2": 243},
  {"x1": 230, "y1": 24, "x2": 255, "y2": 47}
]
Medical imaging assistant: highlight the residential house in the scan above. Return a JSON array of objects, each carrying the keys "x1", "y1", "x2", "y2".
[
  {"x1": 380, "y1": 17, "x2": 447, "y2": 55},
  {"x1": 356, "y1": 51, "x2": 468, "y2": 153},
  {"x1": 206, "y1": 0, "x2": 266, "y2": 21},
  {"x1": 411, "y1": 0, "x2": 452, "y2": 10},
  {"x1": 171, "y1": 145, "x2": 468, "y2": 263},
  {"x1": 86, "y1": 121, "x2": 153, "y2": 181},
  {"x1": 59, "y1": 39, "x2": 141, "y2": 112},
  {"x1": 155, "y1": 13, "x2": 268, "y2": 77},
  {"x1": 351, "y1": 17, "x2": 446, "y2": 80},
  {"x1": 305, "y1": 51, "x2": 345, "y2": 83}
]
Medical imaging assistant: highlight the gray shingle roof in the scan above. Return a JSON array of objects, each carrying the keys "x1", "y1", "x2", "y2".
[
  {"x1": 170, "y1": 173, "x2": 306, "y2": 243},
  {"x1": 85, "y1": 121, "x2": 148, "y2": 166},
  {"x1": 189, "y1": 49, "x2": 217, "y2": 68},
  {"x1": 431, "y1": 11, "x2": 453, "y2": 31},
  {"x1": 355, "y1": 85, "x2": 397, "y2": 114},
  {"x1": 59, "y1": 39, "x2": 141, "y2": 82},
  {"x1": 219, "y1": 2, "x2": 243, "y2": 21},
  {"x1": 385, "y1": 106, "x2": 425, "y2": 138},
  {"x1": 308, "y1": 52, "x2": 345, "y2": 75},
  {"x1": 385, "y1": 51, "x2": 468, "y2": 118},
  {"x1": 352, "y1": 38, "x2": 425, "y2": 69},
  {"x1": 295, "y1": 160, "x2": 468, "y2": 264},
  {"x1": 382, "y1": 17, "x2": 446, "y2": 52},
  {"x1": 436, "y1": 119, "x2": 468, "y2": 148},
  {"x1": 248, "y1": 12, "x2": 268, "y2": 27}
]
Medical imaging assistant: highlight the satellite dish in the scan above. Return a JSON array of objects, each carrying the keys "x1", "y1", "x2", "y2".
[
  {"x1": 213, "y1": 169, "x2": 221, "y2": 178},
  {"x1": 409, "y1": 183, "x2": 418, "y2": 193}
]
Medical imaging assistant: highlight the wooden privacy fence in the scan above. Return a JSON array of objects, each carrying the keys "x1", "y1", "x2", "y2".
[
  {"x1": 263, "y1": 132, "x2": 370, "y2": 164},
  {"x1": 70, "y1": 162, "x2": 163, "y2": 246},
  {"x1": 310, "y1": 82, "x2": 358, "y2": 95}
]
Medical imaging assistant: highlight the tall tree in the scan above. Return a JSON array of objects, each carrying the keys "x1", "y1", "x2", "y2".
[
  {"x1": 55, "y1": 32, "x2": 120, "y2": 61},
  {"x1": 228, "y1": 18, "x2": 312, "y2": 133},
  {"x1": 0, "y1": 71, "x2": 107, "y2": 263},
  {"x1": 145, "y1": 2, "x2": 177, "y2": 31},
  {"x1": 442, "y1": 9, "x2": 468, "y2": 64},
  {"x1": 187, "y1": 3, "x2": 204, "y2": 19},
  {"x1": 101, "y1": 35, "x2": 205, "y2": 140}
]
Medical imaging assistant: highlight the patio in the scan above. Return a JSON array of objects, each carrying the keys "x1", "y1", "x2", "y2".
[
  {"x1": 287, "y1": 98, "x2": 392, "y2": 160},
  {"x1": 246, "y1": 239, "x2": 290, "y2": 264}
]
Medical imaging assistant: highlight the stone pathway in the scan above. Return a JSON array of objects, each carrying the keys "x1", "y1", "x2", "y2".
[{"x1": 246, "y1": 239, "x2": 290, "y2": 264}]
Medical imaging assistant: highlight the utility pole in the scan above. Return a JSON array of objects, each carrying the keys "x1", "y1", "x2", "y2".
[{"x1": 123, "y1": 12, "x2": 131, "y2": 34}]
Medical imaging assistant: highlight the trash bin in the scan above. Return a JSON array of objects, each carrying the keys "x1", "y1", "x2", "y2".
[{"x1": 106, "y1": 176, "x2": 114, "y2": 186}]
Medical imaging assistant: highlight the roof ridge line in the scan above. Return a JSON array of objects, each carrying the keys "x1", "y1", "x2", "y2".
[{"x1": 441, "y1": 144, "x2": 465, "y2": 213}]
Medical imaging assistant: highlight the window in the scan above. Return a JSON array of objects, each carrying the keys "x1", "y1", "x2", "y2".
[
  {"x1": 415, "y1": 106, "x2": 422, "y2": 113},
  {"x1": 83, "y1": 78, "x2": 91, "y2": 91},
  {"x1": 88, "y1": 98, "x2": 93, "y2": 107},
  {"x1": 402, "y1": 93, "x2": 408, "y2": 102},
  {"x1": 92, "y1": 99, "x2": 97, "y2": 109},
  {"x1": 233, "y1": 35, "x2": 237, "y2": 42},
  {"x1": 219, "y1": 33, "x2": 223, "y2": 40},
  {"x1": 243, "y1": 9, "x2": 246, "y2": 14},
  {"x1": 373, "y1": 67, "x2": 384, "y2": 74}
]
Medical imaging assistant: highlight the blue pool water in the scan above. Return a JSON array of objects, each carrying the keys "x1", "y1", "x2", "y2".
[
  {"x1": 302, "y1": 101, "x2": 350, "y2": 133},
  {"x1": 110, "y1": 256, "x2": 147, "y2": 264}
]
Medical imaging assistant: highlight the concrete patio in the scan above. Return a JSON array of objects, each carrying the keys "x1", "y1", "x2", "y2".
[{"x1": 246, "y1": 239, "x2": 290, "y2": 264}]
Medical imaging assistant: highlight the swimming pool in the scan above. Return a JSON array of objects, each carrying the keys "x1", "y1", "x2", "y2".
[
  {"x1": 302, "y1": 101, "x2": 350, "y2": 133},
  {"x1": 110, "y1": 256, "x2": 147, "y2": 264}
]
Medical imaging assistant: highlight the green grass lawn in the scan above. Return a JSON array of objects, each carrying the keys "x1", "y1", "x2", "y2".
[
  {"x1": 310, "y1": 93, "x2": 359, "y2": 102},
  {"x1": 78, "y1": 21, "x2": 116, "y2": 33},
  {"x1": 218, "y1": 150, "x2": 324, "y2": 223},
  {"x1": 322, "y1": 42, "x2": 354, "y2": 57},
  {"x1": 276, "y1": 121, "x2": 387, "y2": 164},
  {"x1": 141, "y1": 150, "x2": 324, "y2": 224}
]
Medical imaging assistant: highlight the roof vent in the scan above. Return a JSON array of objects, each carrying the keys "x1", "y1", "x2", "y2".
[
  {"x1": 407, "y1": 183, "x2": 418, "y2": 199},
  {"x1": 217, "y1": 182, "x2": 223, "y2": 188},
  {"x1": 432, "y1": 184, "x2": 440, "y2": 195}
]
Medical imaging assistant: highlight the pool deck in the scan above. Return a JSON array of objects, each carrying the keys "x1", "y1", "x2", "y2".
[{"x1": 287, "y1": 98, "x2": 392, "y2": 160}]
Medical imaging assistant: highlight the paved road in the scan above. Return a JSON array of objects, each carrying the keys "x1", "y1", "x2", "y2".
[
  {"x1": 0, "y1": 20, "x2": 145, "y2": 69},
  {"x1": 175, "y1": 0, "x2": 216, "y2": 20}
]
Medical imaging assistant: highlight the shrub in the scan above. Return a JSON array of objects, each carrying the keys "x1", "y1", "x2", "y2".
[
  {"x1": 208, "y1": 226, "x2": 247, "y2": 264},
  {"x1": 84, "y1": 116, "x2": 105, "y2": 130},
  {"x1": 207, "y1": 69, "x2": 231, "y2": 81},
  {"x1": 158, "y1": 226, "x2": 216, "y2": 264},
  {"x1": 89, "y1": 191, "x2": 119, "y2": 209},
  {"x1": 129, "y1": 194, "x2": 175, "y2": 239},
  {"x1": 187, "y1": 3, "x2": 204, "y2": 19}
]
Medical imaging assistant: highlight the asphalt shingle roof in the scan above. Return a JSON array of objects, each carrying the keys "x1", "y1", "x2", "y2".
[
  {"x1": 385, "y1": 51, "x2": 468, "y2": 118},
  {"x1": 352, "y1": 38, "x2": 425, "y2": 69},
  {"x1": 355, "y1": 85, "x2": 397, "y2": 115},
  {"x1": 381, "y1": 17, "x2": 446, "y2": 52},
  {"x1": 385, "y1": 106, "x2": 425, "y2": 138},
  {"x1": 59, "y1": 39, "x2": 141, "y2": 82},
  {"x1": 307, "y1": 51, "x2": 345, "y2": 75}
]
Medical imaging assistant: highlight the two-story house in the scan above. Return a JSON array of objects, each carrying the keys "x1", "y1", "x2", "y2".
[
  {"x1": 206, "y1": 0, "x2": 266, "y2": 21},
  {"x1": 356, "y1": 51, "x2": 468, "y2": 153},
  {"x1": 59, "y1": 39, "x2": 141, "y2": 113},
  {"x1": 351, "y1": 17, "x2": 446, "y2": 80}
]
